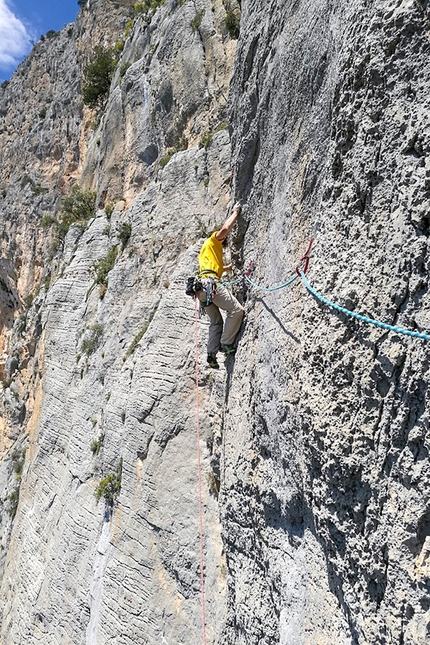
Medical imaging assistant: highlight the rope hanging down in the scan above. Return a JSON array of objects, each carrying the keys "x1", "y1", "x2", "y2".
[
  {"x1": 223, "y1": 239, "x2": 430, "y2": 341},
  {"x1": 194, "y1": 298, "x2": 207, "y2": 645}
]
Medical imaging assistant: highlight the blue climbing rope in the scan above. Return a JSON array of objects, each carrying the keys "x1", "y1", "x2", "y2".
[
  {"x1": 299, "y1": 270, "x2": 430, "y2": 341},
  {"x1": 244, "y1": 273, "x2": 298, "y2": 292},
  {"x1": 222, "y1": 275, "x2": 244, "y2": 287}
]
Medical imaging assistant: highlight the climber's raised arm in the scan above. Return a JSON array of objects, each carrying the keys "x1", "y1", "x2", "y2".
[{"x1": 215, "y1": 202, "x2": 242, "y2": 241}]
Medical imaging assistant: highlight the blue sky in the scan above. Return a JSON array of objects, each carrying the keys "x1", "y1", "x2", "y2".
[{"x1": 0, "y1": 0, "x2": 80, "y2": 83}]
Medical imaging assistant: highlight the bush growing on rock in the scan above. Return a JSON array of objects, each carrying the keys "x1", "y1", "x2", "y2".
[
  {"x1": 134, "y1": 0, "x2": 164, "y2": 14},
  {"x1": 94, "y1": 247, "x2": 118, "y2": 291},
  {"x1": 159, "y1": 137, "x2": 188, "y2": 168},
  {"x1": 10, "y1": 447, "x2": 26, "y2": 478},
  {"x1": 117, "y1": 221, "x2": 132, "y2": 249},
  {"x1": 7, "y1": 488, "x2": 20, "y2": 518},
  {"x1": 225, "y1": 8, "x2": 240, "y2": 38},
  {"x1": 104, "y1": 203, "x2": 114, "y2": 219},
  {"x1": 199, "y1": 132, "x2": 213, "y2": 150},
  {"x1": 90, "y1": 434, "x2": 105, "y2": 456},
  {"x1": 125, "y1": 328, "x2": 146, "y2": 358},
  {"x1": 80, "y1": 324, "x2": 104, "y2": 356},
  {"x1": 124, "y1": 19, "x2": 134, "y2": 38},
  {"x1": 95, "y1": 459, "x2": 122, "y2": 504},
  {"x1": 191, "y1": 9, "x2": 205, "y2": 33},
  {"x1": 40, "y1": 215, "x2": 56, "y2": 228},
  {"x1": 82, "y1": 46, "x2": 117, "y2": 108},
  {"x1": 58, "y1": 185, "x2": 96, "y2": 239}
]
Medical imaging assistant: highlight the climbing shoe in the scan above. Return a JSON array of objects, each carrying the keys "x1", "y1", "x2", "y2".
[
  {"x1": 207, "y1": 354, "x2": 219, "y2": 369},
  {"x1": 219, "y1": 344, "x2": 236, "y2": 355}
]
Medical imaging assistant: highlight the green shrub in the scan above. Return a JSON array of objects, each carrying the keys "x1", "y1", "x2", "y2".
[
  {"x1": 94, "y1": 247, "x2": 118, "y2": 287},
  {"x1": 199, "y1": 132, "x2": 213, "y2": 150},
  {"x1": 95, "y1": 459, "x2": 122, "y2": 503},
  {"x1": 20, "y1": 174, "x2": 48, "y2": 195},
  {"x1": 80, "y1": 324, "x2": 104, "y2": 356},
  {"x1": 40, "y1": 215, "x2": 56, "y2": 228},
  {"x1": 176, "y1": 136, "x2": 188, "y2": 152},
  {"x1": 159, "y1": 137, "x2": 188, "y2": 168},
  {"x1": 10, "y1": 447, "x2": 26, "y2": 478},
  {"x1": 159, "y1": 151, "x2": 173, "y2": 168},
  {"x1": 46, "y1": 30, "x2": 58, "y2": 39},
  {"x1": 82, "y1": 46, "x2": 117, "y2": 108},
  {"x1": 90, "y1": 434, "x2": 105, "y2": 456},
  {"x1": 125, "y1": 328, "x2": 146, "y2": 358},
  {"x1": 7, "y1": 488, "x2": 20, "y2": 518},
  {"x1": 58, "y1": 185, "x2": 96, "y2": 239},
  {"x1": 114, "y1": 40, "x2": 124, "y2": 54},
  {"x1": 33, "y1": 184, "x2": 48, "y2": 196},
  {"x1": 191, "y1": 9, "x2": 205, "y2": 33},
  {"x1": 16, "y1": 314, "x2": 27, "y2": 334},
  {"x1": 39, "y1": 106, "x2": 47, "y2": 119},
  {"x1": 118, "y1": 221, "x2": 132, "y2": 249},
  {"x1": 134, "y1": 0, "x2": 164, "y2": 14},
  {"x1": 23, "y1": 293, "x2": 35, "y2": 310},
  {"x1": 1, "y1": 80, "x2": 9, "y2": 90},
  {"x1": 125, "y1": 19, "x2": 134, "y2": 38},
  {"x1": 125, "y1": 306, "x2": 158, "y2": 359},
  {"x1": 2, "y1": 377, "x2": 13, "y2": 389},
  {"x1": 199, "y1": 122, "x2": 228, "y2": 150},
  {"x1": 20, "y1": 174, "x2": 32, "y2": 188},
  {"x1": 225, "y1": 9, "x2": 240, "y2": 39},
  {"x1": 105, "y1": 203, "x2": 114, "y2": 219}
]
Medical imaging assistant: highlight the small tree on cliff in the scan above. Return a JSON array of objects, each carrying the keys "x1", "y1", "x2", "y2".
[{"x1": 82, "y1": 46, "x2": 116, "y2": 108}]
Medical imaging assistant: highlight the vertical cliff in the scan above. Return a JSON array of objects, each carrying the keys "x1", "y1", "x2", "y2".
[
  {"x1": 223, "y1": 0, "x2": 430, "y2": 643},
  {"x1": 1, "y1": 0, "x2": 430, "y2": 643}
]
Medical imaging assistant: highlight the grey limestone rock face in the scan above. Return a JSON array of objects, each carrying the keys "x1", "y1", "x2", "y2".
[
  {"x1": 0, "y1": 135, "x2": 232, "y2": 643},
  {"x1": 222, "y1": 0, "x2": 430, "y2": 643},
  {"x1": 1, "y1": 0, "x2": 430, "y2": 643}
]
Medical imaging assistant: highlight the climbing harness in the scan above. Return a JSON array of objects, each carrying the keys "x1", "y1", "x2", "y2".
[
  {"x1": 185, "y1": 273, "x2": 217, "y2": 306},
  {"x1": 194, "y1": 297, "x2": 207, "y2": 645},
  {"x1": 204, "y1": 277, "x2": 217, "y2": 306}
]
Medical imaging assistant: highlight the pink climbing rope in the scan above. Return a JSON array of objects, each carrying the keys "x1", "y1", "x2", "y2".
[{"x1": 194, "y1": 297, "x2": 207, "y2": 645}]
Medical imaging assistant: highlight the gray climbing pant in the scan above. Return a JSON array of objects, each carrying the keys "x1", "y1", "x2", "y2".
[{"x1": 197, "y1": 281, "x2": 244, "y2": 355}]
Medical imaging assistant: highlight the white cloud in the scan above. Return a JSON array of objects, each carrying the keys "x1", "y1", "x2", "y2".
[{"x1": 0, "y1": 0, "x2": 32, "y2": 71}]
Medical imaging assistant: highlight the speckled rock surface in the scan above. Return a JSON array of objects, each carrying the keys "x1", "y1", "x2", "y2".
[
  {"x1": 222, "y1": 0, "x2": 430, "y2": 643},
  {"x1": 1, "y1": 0, "x2": 430, "y2": 643}
]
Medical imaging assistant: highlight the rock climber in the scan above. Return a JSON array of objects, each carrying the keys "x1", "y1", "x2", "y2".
[{"x1": 197, "y1": 202, "x2": 244, "y2": 369}]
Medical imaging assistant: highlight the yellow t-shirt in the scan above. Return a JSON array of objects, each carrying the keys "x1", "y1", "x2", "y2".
[{"x1": 198, "y1": 232, "x2": 223, "y2": 279}]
